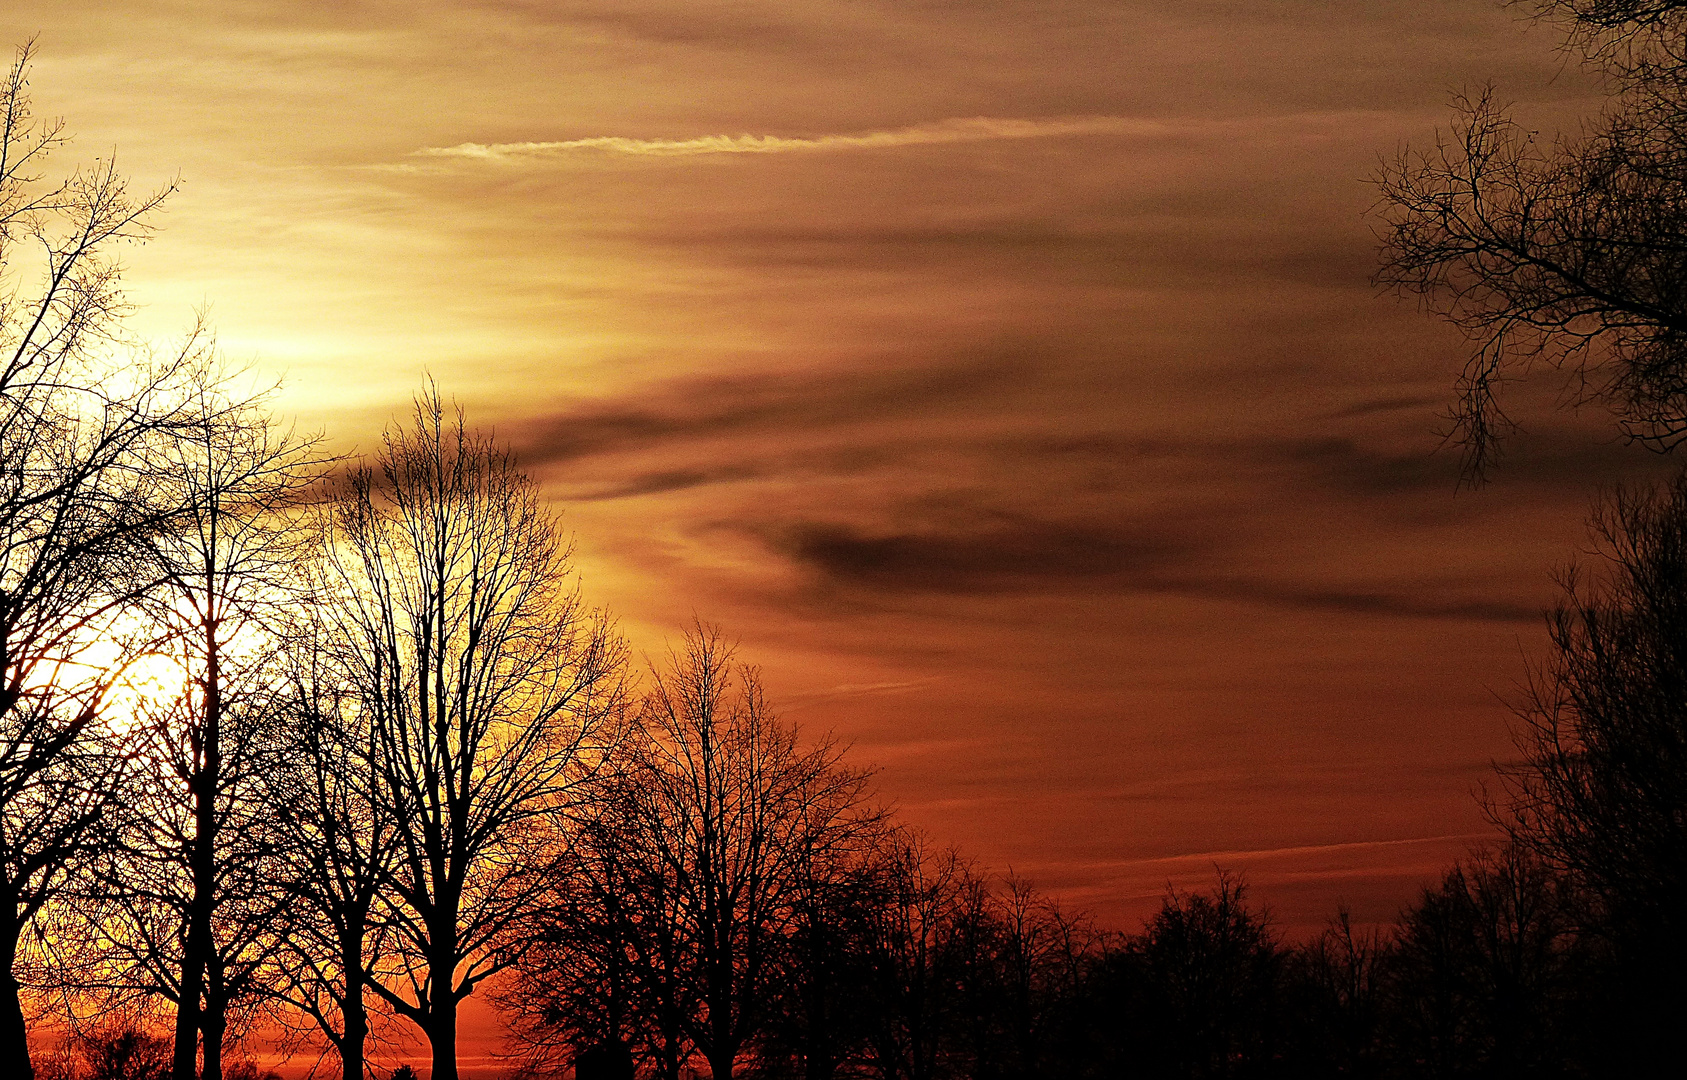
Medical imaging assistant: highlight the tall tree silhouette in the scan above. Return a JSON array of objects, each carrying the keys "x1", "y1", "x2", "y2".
[
  {"x1": 320, "y1": 389, "x2": 624, "y2": 1080},
  {"x1": 104, "y1": 386, "x2": 324, "y2": 1080},
  {"x1": 600, "y1": 623, "x2": 873, "y2": 1080},
  {"x1": 0, "y1": 40, "x2": 227, "y2": 1080},
  {"x1": 1501, "y1": 474, "x2": 1687, "y2": 1068}
]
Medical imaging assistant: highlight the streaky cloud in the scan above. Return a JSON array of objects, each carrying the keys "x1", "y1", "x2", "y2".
[
  {"x1": 1091, "y1": 833, "x2": 1499, "y2": 871},
  {"x1": 415, "y1": 115, "x2": 1172, "y2": 161}
]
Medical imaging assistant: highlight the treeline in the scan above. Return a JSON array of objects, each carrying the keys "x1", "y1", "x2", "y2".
[{"x1": 498, "y1": 833, "x2": 1666, "y2": 1080}]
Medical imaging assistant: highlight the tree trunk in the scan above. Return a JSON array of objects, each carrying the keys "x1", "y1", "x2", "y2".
[
  {"x1": 0, "y1": 911, "x2": 33, "y2": 1080},
  {"x1": 173, "y1": 847, "x2": 209, "y2": 1080},
  {"x1": 202, "y1": 962, "x2": 226, "y2": 1080},
  {"x1": 707, "y1": 1046, "x2": 735, "y2": 1080},
  {"x1": 177, "y1": 618, "x2": 223, "y2": 1080},
  {"x1": 426, "y1": 960, "x2": 458, "y2": 1080},
  {"x1": 658, "y1": 1013, "x2": 683, "y2": 1080},
  {"x1": 804, "y1": 925, "x2": 833, "y2": 1080},
  {"x1": 342, "y1": 953, "x2": 368, "y2": 1080}
]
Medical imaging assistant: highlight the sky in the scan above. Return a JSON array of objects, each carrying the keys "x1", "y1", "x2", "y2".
[{"x1": 6, "y1": 0, "x2": 1675, "y2": 967}]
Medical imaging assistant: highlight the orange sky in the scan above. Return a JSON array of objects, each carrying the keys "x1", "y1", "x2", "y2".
[{"x1": 7, "y1": 0, "x2": 1670, "y2": 969}]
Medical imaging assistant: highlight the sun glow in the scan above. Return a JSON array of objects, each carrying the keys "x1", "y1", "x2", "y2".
[{"x1": 50, "y1": 603, "x2": 279, "y2": 734}]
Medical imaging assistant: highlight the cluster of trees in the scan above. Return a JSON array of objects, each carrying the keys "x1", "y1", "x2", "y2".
[
  {"x1": 0, "y1": 39, "x2": 629, "y2": 1080},
  {"x1": 500, "y1": 809, "x2": 1676, "y2": 1079}
]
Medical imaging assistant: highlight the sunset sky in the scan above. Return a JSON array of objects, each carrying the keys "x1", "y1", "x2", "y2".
[{"x1": 9, "y1": 0, "x2": 1672, "y2": 958}]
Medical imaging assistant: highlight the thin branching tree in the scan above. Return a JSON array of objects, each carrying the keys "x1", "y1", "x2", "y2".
[
  {"x1": 101, "y1": 386, "x2": 324, "y2": 1080},
  {"x1": 320, "y1": 388, "x2": 625, "y2": 1080},
  {"x1": 1376, "y1": 2, "x2": 1687, "y2": 477},
  {"x1": 0, "y1": 39, "x2": 231, "y2": 1080}
]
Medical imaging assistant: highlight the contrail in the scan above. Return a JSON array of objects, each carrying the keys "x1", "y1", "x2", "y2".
[{"x1": 416, "y1": 115, "x2": 1172, "y2": 161}]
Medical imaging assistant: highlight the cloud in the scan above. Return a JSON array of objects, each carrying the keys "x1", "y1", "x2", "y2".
[
  {"x1": 763, "y1": 516, "x2": 1538, "y2": 620},
  {"x1": 573, "y1": 465, "x2": 764, "y2": 501},
  {"x1": 415, "y1": 115, "x2": 1172, "y2": 161},
  {"x1": 773, "y1": 518, "x2": 1196, "y2": 594},
  {"x1": 510, "y1": 357, "x2": 1027, "y2": 468}
]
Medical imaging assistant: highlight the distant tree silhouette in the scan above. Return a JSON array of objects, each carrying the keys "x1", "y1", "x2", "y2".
[
  {"x1": 617, "y1": 624, "x2": 873, "y2": 1080},
  {"x1": 507, "y1": 623, "x2": 873, "y2": 1080},
  {"x1": 1130, "y1": 873, "x2": 1281, "y2": 1080},
  {"x1": 857, "y1": 833, "x2": 970, "y2": 1080},
  {"x1": 1375, "y1": 2, "x2": 1687, "y2": 476},
  {"x1": 35, "y1": 1024, "x2": 172, "y2": 1080},
  {"x1": 1383, "y1": 846, "x2": 1571, "y2": 1079},
  {"x1": 1286, "y1": 909, "x2": 1387, "y2": 1079},
  {"x1": 495, "y1": 798, "x2": 672, "y2": 1080},
  {"x1": 319, "y1": 388, "x2": 625, "y2": 1080}
]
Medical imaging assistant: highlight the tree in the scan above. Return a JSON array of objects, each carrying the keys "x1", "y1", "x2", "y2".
[
  {"x1": 1384, "y1": 847, "x2": 1571, "y2": 1080},
  {"x1": 495, "y1": 802, "x2": 666, "y2": 1080},
  {"x1": 1500, "y1": 473, "x2": 1687, "y2": 1067},
  {"x1": 261, "y1": 626, "x2": 397, "y2": 1080},
  {"x1": 1130, "y1": 874, "x2": 1282, "y2": 1080},
  {"x1": 1375, "y1": 2, "x2": 1687, "y2": 476},
  {"x1": 104, "y1": 386, "x2": 323, "y2": 1080},
  {"x1": 1287, "y1": 910, "x2": 1388, "y2": 1079},
  {"x1": 754, "y1": 818, "x2": 885, "y2": 1080},
  {"x1": 37, "y1": 1023, "x2": 172, "y2": 1080},
  {"x1": 320, "y1": 389, "x2": 624, "y2": 1080},
  {"x1": 0, "y1": 39, "x2": 227, "y2": 1080},
  {"x1": 514, "y1": 623, "x2": 875, "y2": 1080},
  {"x1": 858, "y1": 834, "x2": 970, "y2": 1080}
]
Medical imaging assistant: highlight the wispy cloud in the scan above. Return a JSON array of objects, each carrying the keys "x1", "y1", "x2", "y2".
[{"x1": 416, "y1": 115, "x2": 1170, "y2": 161}]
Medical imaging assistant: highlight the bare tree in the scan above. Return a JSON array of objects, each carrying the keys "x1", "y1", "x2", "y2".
[
  {"x1": 319, "y1": 388, "x2": 624, "y2": 1080},
  {"x1": 0, "y1": 39, "x2": 231, "y2": 1080},
  {"x1": 1131, "y1": 873, "x2": 1282, "y2": 1080},
  {"x1": 1375, "y1": 3, "x2": 1687, "y2": 476},
  {"x1": 494, "y1": 808, "x2": 657, "y2": 1080},
  {"x1": 100, "y1": 386, "x2": 324, "y2": 1080},
  {"x1": 1500, "y1": 474, "x2": 1687, "y2": 1066},
  {"x1": 602, "y1": 623, "x2": 874, "y2": 1080},
  {"x1": 1385, "y1": 846, "x2": 1572, "y2": 1079},
  {"x1": 261, "y1": 626, "x2": 397, "y2": 1080},
  {"x1": 859, "y1": 834, "x2": 969, "y2": 1080}
]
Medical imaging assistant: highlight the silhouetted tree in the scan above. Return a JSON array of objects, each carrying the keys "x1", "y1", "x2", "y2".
[
  {"x1": 42, "y1": 1024, "x2": 172, "y2": 1080},
  {"x1": 495, "y1": 793, "x2": 673, "y2": 1080},
  {"x1": 0, "y1": 39, "x2": 242, "y2": 1080},
  {"x1": 1383, "y1": 846, "x2": 1571, "y2": 1079},
  {"x1": 1131, "y1": 873, "x2": 1281, "y2": 1080},
  {"x1": 1376, "y1": 2, "x2": 1687, "y2": 475},
  {"x1": 854, "y1": 834, "x2": 980, "y2": 1080},
  {"x1": 102, "y1": 386, "x2": 323, "y2": 1080},
  {"x1": 261, "y1": 626, "x2": 398, "y2": 1080},
  {"x1": 320, "y1": 389, "x2": 624, "y2": 1080},
  {"x1": 515, "y1": 623, "x2": 873, "y2": 1080},
  {"x1": 1499, "y1": 474, "x2": 1687, "y2": 1069},
  {"x1": 1285, "y1": 909, "x2": 1388, "y2": 1079}
]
